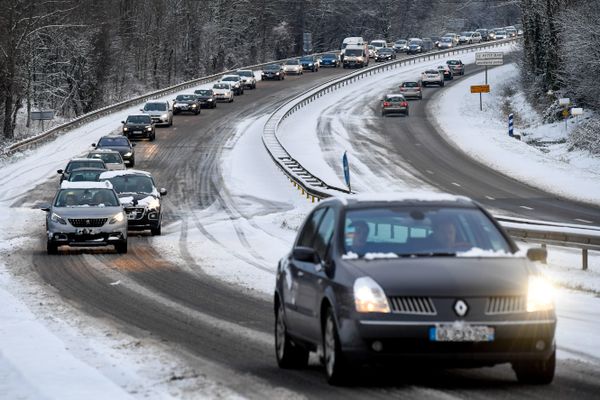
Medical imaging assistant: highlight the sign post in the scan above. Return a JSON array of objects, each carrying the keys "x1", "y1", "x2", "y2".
[
  {"x1": 342, "y1": 151, "x2": 351, "y2": 193},
  {"x1": 559, "y1": 98, "x2": 570, "y2": 133},
  {"x1": 508, "y1": 113, "x2": 514, "y2": 137},
  {"x1": 474, "y1": 53, "x2": 503, "y2": 111},
  {"x1": 31, "y1": 110, "x2": 55, "y2": 131}
]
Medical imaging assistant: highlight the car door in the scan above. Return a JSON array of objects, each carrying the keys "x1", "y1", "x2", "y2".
[
  {"x1": 285, "y1": 208, "x2": 325, "y2": 339},
  {"x1": 294, "y1": 207, "x2": 336, "y2": 342}
]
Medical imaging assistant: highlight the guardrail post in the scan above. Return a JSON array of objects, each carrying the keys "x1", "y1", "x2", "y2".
[{"x1": 582, "y1": 248, "x2": 588, "y2": 270}]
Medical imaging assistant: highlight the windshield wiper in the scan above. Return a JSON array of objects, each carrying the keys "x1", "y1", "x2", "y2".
[{"x1": 399, "y1": 252, "x2": 457, "y2": 257}]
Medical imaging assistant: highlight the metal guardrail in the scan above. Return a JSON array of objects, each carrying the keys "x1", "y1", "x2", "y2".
[
  {"x1": 262, "y1": 38, "x2": 600, "y2": 268},
  {"x1": 263, "y1": 38, "x2": 518, "y2": 202},
  {"x1": 2, "y1": 51, "x2": 339, "y2": 156}
]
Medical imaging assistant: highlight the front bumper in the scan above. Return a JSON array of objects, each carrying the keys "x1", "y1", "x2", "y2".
[
  {"x1": 148, "y1": 115, "x2": 169, "y2": 125},
  {"x1": 337, "y1": 316, "x2": 556, "y2": 365},
  {"x1": 124, "y1": 207, "x2": 161, "y2": 231},
  {"x1": 262, "y1": 73, "x2": 282, "y2": 80},
  {"x1": 124, "y1": 128, "x2": 152, "y2": 139},
  {"x1": 174, "y1": 104, "x2": 199, "y2": 113}
]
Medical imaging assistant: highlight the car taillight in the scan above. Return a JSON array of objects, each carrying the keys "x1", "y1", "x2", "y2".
[
  {"x1": 383, "y1": 102, "x2": 391, "y2": 107},
  {"x1": 399, "y1": 87, "x2": 406, "y2": 91},
  {"x1": 401, "y1": 102, "x2": 408, "y2": 107}
]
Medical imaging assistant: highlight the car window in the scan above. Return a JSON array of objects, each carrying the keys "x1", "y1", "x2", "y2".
[
  {"x1": 66, "y1": 160, "x2": 105, "y2": 172},
  {"x1": 297, "y1": 208, "x2": 326, "y2": 248},
  {"x1": 343, "y1": 206, "x2": 512, "y2": 256},
  {"x1": 68, "y1": 171, "x2": 102, "y2": 182},
  {"x1": 313, "y1": 208, "x2": 335, "y2": 260},
  {"x1": 98, "y1": 137, "x2": 130, "y2": 146},
  {"x1": 55, "y1": 188, "x2": 119, "y2": 207},
  {"x1": 402, "y1": 82, "x2": 418, "y2": 88},
  {"x1": 90, "y1": 153, "x2": 122, "y2": 164},
  {"x1": 144, "y1": 103, "x2": 166, "y2": 111},
  {"x1": 103, "y1": 175, "x2": 154, "y2": 194},
  {"x1": 195, "y1": 90, "x2": 212, "y2": 95}
]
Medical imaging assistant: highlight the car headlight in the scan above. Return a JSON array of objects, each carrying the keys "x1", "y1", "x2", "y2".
[
  {"x1": 207, "y1": 98, "x2": 213, "y2": 101},
  {"x1": 51, "y1": 212, "x2": 67, "y2": 225},
  {"x1": 123, "y1": 127, "x2": 129, "y2": 132},
  {"x1": 275, "y1": 72, "x2": 280, "y2": 75},
  {"x1": 527, "y1": 275, "x2": 555, "y2": 312},
  {"x1": 161, "y1": 113, "x2": 168, "y2": 119},
  {"x1": 124, "y1": 152, "x2": 132, "y2": 157},
  {"x1": 109, "y1": 212, "x2": 126, "y2": 224},
  {"x1": 145, "y1": 126, "x2": 152, "y2": 131},
  {"x1": 191, "y1": 104, "x2": 197, "y2": 107},
  {"x1": 354, "y1": 277, "x2": 390, "y2": 313}
]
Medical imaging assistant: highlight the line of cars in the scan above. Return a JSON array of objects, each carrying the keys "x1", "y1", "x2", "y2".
[{"x1": 380, "y1": 58, "x2": 465, "y2": 117}]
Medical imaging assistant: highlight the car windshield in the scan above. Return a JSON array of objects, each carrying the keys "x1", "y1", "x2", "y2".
[
  {"x1": 345, "y1": 49, "x2": 362, "y2": 56},
  {"x1": 395, "y1": 40, "x2": 407, "y2": 44},
  {"x1": 68, "y1": 170, "x2": 103, "y2": 182},
  {"x1": 425, "y1": 70, "x2": 439, "y2": 74},
  {"x1": 385, "y1": 96, "x2": 405, "y2": 102},
  {"x1": 103, "y1": 175, "x2": 155, "y2": 195},
  {"x1": 322, "y1": 54, "x2": 336, "y2": 59},
  {"x1": 55, "y1": 188, "x2": 120, "y2": 207},
  {"x1": 379, "y1": 49, "x2": 392, "y2": 53},
  {"x1": 265, "y1": 65, "x2": 280, "y2": 70},
  {"x1": 126, "y1": 115, "x2": 151, "y2": 124},
  {"x1": 447, "y1": 60, "x2": 460, "y2": 65},
  {"x1": 222, "y1": 76, "x2": 238, "y2": 81},
  {"x1": 195, "y1": 90, "x2": 212, "y2": 96},
  {"x1": 300, "y1": 57, "x2": 313, "y2": 62},
  {"x1": 344, "y1": 206, "x2": 512, "y2": 257},
  {"x1": 98, "y1": 137, "x2": 130, "y2": 146},
  {"x1": 286, "y1": 60, "x2": 299, "y2": 65},
  {"x1": 176, "y1": 95, "x2": 194, "y2": 101},
  {"x1": 213, "y1": 83, "x2": 229, "y2": 89},
  {"x1": 237, "y1": 71, "x2": 253, "y2": 77},
  {"x1": 408, "y1": 40, "x2": 422, "y2": 45},
  {"x1": 402, "y1": 82, "x2": 418, "y2": 88},
  {"x1": 89, "y1": 152, "x2": 122, "y2": 164},
  {"x1": 497, "y1": 31, "x2": 507, "y2": 35},
  {"x1": 144, "y1": 103, "x2": 166, "y2": 111},
  {"x1": 66, "y1": 160, "x2": 105, "y2": 172},
  {"x1": 441, "y1": 37, "x2": 452, "y2": 42}
]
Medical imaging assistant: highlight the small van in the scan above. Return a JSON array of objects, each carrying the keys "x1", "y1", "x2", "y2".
[
  {"x1": 343, "y1": 44, "x2": 369, "y2": 68},
  {"x1": 341, "y1": 37, "x2": 365, "y2": 62}
]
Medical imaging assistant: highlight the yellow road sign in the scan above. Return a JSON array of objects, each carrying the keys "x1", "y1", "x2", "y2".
[{"x1": 470, "y1": 85, "x2": 490, "y2": 93}]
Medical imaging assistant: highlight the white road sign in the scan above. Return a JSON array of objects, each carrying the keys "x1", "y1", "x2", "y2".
[{"x1": 475, "y1": 52, "x2": 503, "y2": 66}]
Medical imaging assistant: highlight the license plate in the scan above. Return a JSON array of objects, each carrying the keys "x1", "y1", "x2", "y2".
[
  {"x1": 133, "y1": 130, "x2": 142, "y2": 133},
  {"x1": 429, "y1": 324, "x2": 494, "y2": 342},
  {"x1": 76, "y1": 228, "x2": 98, "y2": 235}
]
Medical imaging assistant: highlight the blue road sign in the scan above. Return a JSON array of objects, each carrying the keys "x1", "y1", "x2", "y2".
[{"x1": 342, "y1": 151, "x2": 351, "y2": 191}]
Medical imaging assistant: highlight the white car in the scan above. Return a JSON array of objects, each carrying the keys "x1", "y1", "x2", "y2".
[
  {"x1": 212, "y1": 82, "x2": 234, "y2": 103},
  {"x1": 420, "y1": 69, "x2": 445, "y2": 87},
  {"x1": 282, "y1": 59, "x2": 303, "y2": 75},
  {"x1": 370, "y1": 39, "x2": 387, "y2": 51},
  {"x1": 219, "y1": 75, "x2": 244, "y2": 95},
  {"x1": 235, "y1": 69, "x2": 257, "y2": 89}
]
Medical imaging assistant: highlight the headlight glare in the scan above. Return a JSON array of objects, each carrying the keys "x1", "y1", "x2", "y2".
[
  {"x1": 527, "y1": 275, "x2": 555, "y2": 312},
  {"x1": 109, "y1": 212, "x2": 125, "y2": 224},
  {"x1": 354, "y1": 277, "x2": 390, "y2": 313},
  {"x1": 51, "y1": 212, "x2": 67, "y2": 225}
]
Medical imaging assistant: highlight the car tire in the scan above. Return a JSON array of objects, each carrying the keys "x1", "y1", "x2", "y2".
[
  {"x1": 150, "y1": 133, "x2": 155, "y2": 141},
  {"x1": 47, "y1": 241, "x2": 58, "y2": 255},
  {"x1": 130, "y1": 159, "x2": 135, "y2": 167},
  {"x1": 275, "y1": 299, "x2": 309, "y2": 369},
  {"x1": 406, "y1": 110, "x2": 409, "y2": 116},
  {"x1": 230, "y1": 97, "x2": 234, "y2": 103},
  {"x1": 151, "y1": 224, "x2": 162, "y2": 236},
  {"x1": 323, "y1": 308, "x2": 351, "y2": 385},
  {"x1": 116, "y1": 240, "x2": 128, "y2": 254},
  {"x1": 512, "y1": 349, "x2": 555, "y2": 384}
]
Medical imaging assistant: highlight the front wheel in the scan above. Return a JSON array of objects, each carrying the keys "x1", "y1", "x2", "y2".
[
  {"x1": 151, "y1": 224, "x2": 162, "y2": 236},
  {"x1": 512, "y1": 350, "x2": 555, "y2": 384},
  {"x1": 115, "y1": 240, "x2": 128, "y2": 254},
  {"x1": 275, "y1": 300, "x2": 309, "y2": 368},
  {"x1": 323, "y1": 308, "x2": 351, "y2": 385},
  {"x1": 47, "y1": 241, "x2": 58, "y2": 255}
]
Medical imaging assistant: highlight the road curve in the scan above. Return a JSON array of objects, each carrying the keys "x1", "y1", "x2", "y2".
[{"x1": 19, "y1": 55, "x2": 600, "y2": 398}]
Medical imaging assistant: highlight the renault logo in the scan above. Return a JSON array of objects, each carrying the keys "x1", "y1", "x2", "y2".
[
  {"x1": 86, "y1": 220, "x2": 91, "y2": 225},
  {"x1": 454, "y1": 300, "x2": 468, "y2": 317}
]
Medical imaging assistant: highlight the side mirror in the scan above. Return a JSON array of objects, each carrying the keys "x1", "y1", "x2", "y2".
[
  {"x1": 527, "y1": 247, "x2": 547, "y2": 263},
  {"x1": 121, "y1": 121, "x2": 125, "y2": 124},
  {"x1": 57, "y1": 169, "x2": 63, "y2": 175},
  {"x1": 293, "y1": 246, "x2": 320, "y2": 264},
  {"x1": 159, "y1": 188, "x2": 167, "y2": 196},
  {"x1": 140, "y1": 109, "x2": 144, "y2": 112},
  {"x1": 91, "y1": 143, "x2": 96, "y2": 147},
  {"x1": 132, "y1": 143, "x2": 137, "y2": 147},
  {"x1": 39, "y1": 203, "x2": 51, "y2": 212}
]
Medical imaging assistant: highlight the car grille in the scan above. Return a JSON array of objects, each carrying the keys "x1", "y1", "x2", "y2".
[
  {"x1": 68, "y1": 218, "x2": 107, "y2": 227},
  {"x1": 125, "y1": 207, "x2": 145, "y2": 220},
  {"x1": 485, "y1": 296, "x2": 526, "y2": 314},
  {"x1": 389, "y1": 296, "x2": 437, "y2": 315}
]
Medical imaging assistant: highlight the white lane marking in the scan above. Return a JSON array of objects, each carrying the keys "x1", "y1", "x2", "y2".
[
  {"x1": 575, "y1": 218, "x2": 593, "y2": 224},
  {"x1": 426, "y1": 170, "x2": 434, "y2": 175},
  {"x1": 485, "y1": 195, "x2": 495, "y2": 200},
  {"x1": 415, "y1": 142, "x2": 422, "y2": 146},
  {"x1": 451, "y1": 182, "x2": 461, "y2": 187},
  {"x1": 519, "y1": 205, "x2": 534, "y2": 210}
]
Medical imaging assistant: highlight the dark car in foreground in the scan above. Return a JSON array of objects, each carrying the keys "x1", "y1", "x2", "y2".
[
  {"x1": 194, "y1": 89, "x2": 217, "y2": 108},
  {"x1": 274, "y1": 193, "x2": 555, "y2": 385},
  {"x1": 375, "y1": 48, "x2": 396, "y2": 62},
  {"x1": 262, "y1": 64, "x2": 285, "y2": 80},
  {"x1": 99, "y1": 170, "x2": 167, "y2": 235},
  {"x1": 121, "y1": 114, "x2": 155, "y2": 141},
  {"x1": 93, "y1": 135, "x2": 136, "y2": 166}
]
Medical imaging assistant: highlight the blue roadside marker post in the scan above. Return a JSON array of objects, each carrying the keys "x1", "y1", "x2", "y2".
[
  {"x1": 342, "y1": 151, "x2": 351, "y2": 193},
  {"x1": 508, "y1": 113, "x2": 514, "y2": 137}
]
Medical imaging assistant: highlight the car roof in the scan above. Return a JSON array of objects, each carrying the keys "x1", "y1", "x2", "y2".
[
  {"x1": 70, "y1": 167, "x2": 106, "y2": 172},
  {"x1": 60, "y1": 180, "x2": 114, "y2": 190},
  {"x1": 99, "y1": 169, "x2": 153, "y2": 180},
  {"x1": 145, "y1": 100, "x2": 168, "y2": 104},
  {"x1": 322, "y1": 192, "x2": 474, "y2": 208},
  {"x1": 221, "y1": 74, "x2": 239, "y2": 78},
  {"x1": 126, "y1": 114, "x2": 151, "y2": 118},
  {"x1": 89, "y1": 149, "x2": 120, "y2": 154}
]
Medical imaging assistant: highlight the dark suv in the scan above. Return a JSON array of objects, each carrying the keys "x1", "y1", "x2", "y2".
[
  {"x1": 173, "y1": 94, "x2": 201, "y2": 115},
  {"x1": 99, "y1": 170, "x2": 167, "y2": 235},
  {"x1": 300, "y1": 55, "x2": 319, "y2": 72},
  {"x1": 92, "y1": 135, "x2": 136, "y2": 167},
  {"x1": 122, "y1": 114, "x2": 155, "y2": 141}
]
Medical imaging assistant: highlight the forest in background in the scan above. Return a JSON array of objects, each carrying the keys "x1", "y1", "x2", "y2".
[{"x1": 1, "y1": 0, "x2": 520, "y2": 142}]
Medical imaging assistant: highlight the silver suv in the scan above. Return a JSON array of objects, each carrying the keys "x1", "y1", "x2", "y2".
[
  {"x1": 141, "y1": 100, "x2": 173, "y2": 127},
  {"x1": 42, "y1": 181, "x2": 128, "y2": 254},
  {"x1": 236, "y1": 70, "x2": 257, "y2": 89}
]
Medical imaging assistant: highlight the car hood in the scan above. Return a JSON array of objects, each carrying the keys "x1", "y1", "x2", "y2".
[
  {"x1": 144, "y1": 110, "x2": 167, "y2": 116},
  {"x1": 53, "y1": 206, "x2": 123, "y2": 218},
  {"x1": 118, "y1": 193, "x2": 160, "y2": 208},
  {"x1": 175, "y1": 99, "x2": 195, "y2": 104},
  {"x1": 99, "y1": 145, "x2": 131, "y2": 154},
  {"x1": 345, "y1": 257, "x2": 531, "y2": 297}
]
